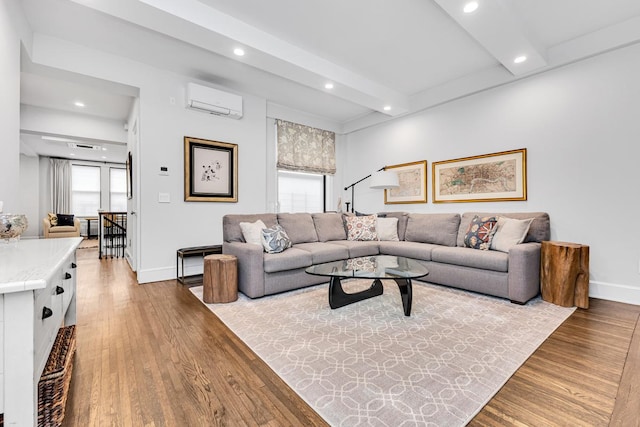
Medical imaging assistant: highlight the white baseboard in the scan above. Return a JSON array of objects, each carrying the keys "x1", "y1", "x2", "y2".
[
  {"x1": 137, "y1": 266, "x2": 175, "y2": 284},
  {"x1": 590, "y1": 281, "x2": 640, "y2": 306},
  {"x1": 137, "y1": 264, "x2": 204, "y2": 284},
  {"x1": 137, "y1": 269, "x2": 640, "y2": 306}
]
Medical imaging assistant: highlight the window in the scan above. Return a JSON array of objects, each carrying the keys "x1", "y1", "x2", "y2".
[
  {"x1": 277, "y1": 170, "x2": 324, "y2": 213},
  {"x1": 110, "y1": 168, "x2": 127, "y2": 211},
  {"x1": 71, "y1": 165, "x2": 101, "y2": 216}
]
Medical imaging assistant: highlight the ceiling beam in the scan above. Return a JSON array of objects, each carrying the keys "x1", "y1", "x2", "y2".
[
  {"x1": 72, "y1": 0, "x2": 409, "y2": 116},
  {"x1": 433, "y1": 0, "x2": 547, "y2": 76}
]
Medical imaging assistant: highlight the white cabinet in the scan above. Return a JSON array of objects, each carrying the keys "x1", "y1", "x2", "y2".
[{"x1": 0, "y1": 237, "x2": 81, "y2": 426}]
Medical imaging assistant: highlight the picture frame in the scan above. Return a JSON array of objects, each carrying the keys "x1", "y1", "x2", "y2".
[
  {"x1": 126, "y1": 151, "x2": 133, "y2": 200},
  {"x1": 184, "y1": 136, "x2": 238, "y2": 202},
  {"x1": 432, "y1": 148, "x2": 527, "y2": 203},
  {"x1": 384, "y1": 160, "x2": 428, "y2": 204}
]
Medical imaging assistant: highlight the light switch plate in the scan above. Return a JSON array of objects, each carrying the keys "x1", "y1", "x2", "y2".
[{"x1": 158, "y1": 193, "x2": 170, "y2": 203}]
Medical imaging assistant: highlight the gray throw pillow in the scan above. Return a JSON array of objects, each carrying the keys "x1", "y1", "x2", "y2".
[{"x1": 261, "y1": 225, "x2": 292, "y2": 254}]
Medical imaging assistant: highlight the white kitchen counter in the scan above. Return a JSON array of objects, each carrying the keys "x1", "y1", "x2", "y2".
[
  {"x1": 0, "y1": 237, "x2": 82, "y2": 294},
  {"x1": 0, "y1": 237, "x2": 81, "y2": 426}
]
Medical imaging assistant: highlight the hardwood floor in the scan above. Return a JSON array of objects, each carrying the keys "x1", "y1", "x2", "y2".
[{"x1": 63, "y1": 248, "x2": 640, "y2": 426}]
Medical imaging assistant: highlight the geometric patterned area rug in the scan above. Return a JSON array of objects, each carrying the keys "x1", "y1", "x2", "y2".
[{"x1": 190, "y1": 280, "x2": 575, "y2": 426}]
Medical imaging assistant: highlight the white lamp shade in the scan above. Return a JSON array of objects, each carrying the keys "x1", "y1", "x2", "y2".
[{"x1": 370, "y1": 170, "x2": 399, "y2": 189}]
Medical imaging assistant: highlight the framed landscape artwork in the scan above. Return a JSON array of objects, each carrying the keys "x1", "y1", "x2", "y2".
[
  {"x1": 384, "y1": 160, "x2": 428, "y2": 204},
  {"x1": 184, "y1": 137, "x2": 238, "y2": 202},
  {"x1": 432, "y1": 148, "x2": 527, "y2": 203}
]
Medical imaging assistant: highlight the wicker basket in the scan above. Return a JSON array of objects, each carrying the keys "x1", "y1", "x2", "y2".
[{"x1": 37, "y1": 325, "x2": 76, "y2": 427}]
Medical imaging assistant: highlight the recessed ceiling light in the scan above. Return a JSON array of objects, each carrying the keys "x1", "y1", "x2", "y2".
[
  {"x1": 463, "y1": 2, "x2": 479, "y2": 13},
  {"x1": 102, "y1": 147, "x2": 107, "y2": 151},
  {"x1": 101, "y1": 156, "x2": 107, "y2": 159},
  {"x1": 69, "y1": 153, "x2": 75, "y2": 156},
  {"x1": 233, "y1": 48, "x2": 245, "y2": 56},
  {"x1": 383, "y1": 106, "x2": 391, "y2": 111},
  {"x1": 74, "y1": 101, "x2": 85, "y2": 107},
  {"x1": 514, "y1": 55, "x2": 527, "y2": 64},
  {"x1": 324, "y1": 82, "x2": 334, "y2": 90}
]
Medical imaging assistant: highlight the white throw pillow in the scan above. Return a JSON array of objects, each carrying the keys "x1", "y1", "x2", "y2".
[
  {"x1": 239, "y1": 219, "x2": 267, "y2": 246},
  {"x1": 490, "y1": 217, "x2": 534, "y2": 252},
  {"x1": 376, "y1": 217, "x2": 399, "y2": 241}
]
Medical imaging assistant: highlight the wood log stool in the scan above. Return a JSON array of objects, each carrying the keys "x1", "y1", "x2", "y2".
[
  {"x1": 540, "y1": 241, "x2": 589, "y2": 309},
  {"x1": 203, "y1": 254, "x2": 238, "y2": 304}
]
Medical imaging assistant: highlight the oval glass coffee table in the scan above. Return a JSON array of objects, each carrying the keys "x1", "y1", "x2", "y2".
[{"x1": 305, "y1": 255, "x2": 429, "y2": 317}]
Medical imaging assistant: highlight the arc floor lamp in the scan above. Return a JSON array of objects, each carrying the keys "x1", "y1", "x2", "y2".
[{"x1": 344, "y1": 167, "x2": 400, "y2": 213}]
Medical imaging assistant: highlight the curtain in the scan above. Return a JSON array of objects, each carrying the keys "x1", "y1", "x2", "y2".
[
  {"x1": 276, "y1": 119, "x2": 336, "y2": 175},
  {"x1": 50, "y1": 158, "x2": 71, "y2": 214}
]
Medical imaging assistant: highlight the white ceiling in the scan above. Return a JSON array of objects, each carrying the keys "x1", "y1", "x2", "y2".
[{"x1": 17, "y1": 0, "x2": 640, "y2": 160}]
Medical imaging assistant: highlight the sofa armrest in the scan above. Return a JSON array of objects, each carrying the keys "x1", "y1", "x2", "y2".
[
  {"x1": 507, "y1": 242, "x2": 541, "y2": 303},
  {"x1": 223, "y1": 241, "x2": 265, "y2": 298},
  {"x1": 43, "y1": 218, "x2": 51, "y2": 238}
]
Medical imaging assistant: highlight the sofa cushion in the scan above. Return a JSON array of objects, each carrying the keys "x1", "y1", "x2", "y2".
[
  {"x1": 344, "y1": 215, "x2": 378, "y2": 241},
  {"x1": 261, "y1": 224, "x2": 292, "y2": 254},
  {"x1": 463, "y1": 215, "x2": 498, "y2": 250},
  {"x1": 376, "y1": 217, "x2": 399, "y2": 241},
  {"x1": 378, "y1": 241, "x2": 436, "y2": 261},
  {"x1": 405, "y1": 213, "x2": 460, "y2": 247},
  {"x1": 490, "y1": 217, "x2": 534, "y2": 252},
  {"x1": 57, "y1": 213, "x2": 75, "y2": 227},
  {"x1": 457, "y1": 212, "x2": 550, "y2": 246},
  {"x1": 277, "y1": 213, "x2": 318, "y2": 244},
  {"x1": 312, "y1": 213, "x2": 347, "y2": 242},
  {"x1": 48, "y1": 212, "x2": 58, "y2": 226},
  {"x1": 223, "y1": 214, "x2": 278, "y2": 243},
  {"x1": 239, "y1": 219, "x2": 267, "y2": 246},
  {"x1": 431, "y1": 246, "x2": 508, "y2": 273},
  {"x1": 263, "y1": 247, "x2": 313, "y2": 273},
  {"x1": 380, "y1": 212, "x2": 409, "y2": 241},
  {"x1": 327, "y1": 240, "x2": 380, "y2": 258},
  {"x1": 294, "y1": 242, "x2": 349, "y2": 264},
  {"x1": 49, "y1": 225, "x2": 77, "y2": 233}
]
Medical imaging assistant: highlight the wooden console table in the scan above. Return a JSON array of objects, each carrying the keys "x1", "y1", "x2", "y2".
[
  {"x1": 540, "y1": 241, "x2": 590, "y2": 309},
  {"x1": 176, "y1": 245, "x2": 222, "y2": 285}
]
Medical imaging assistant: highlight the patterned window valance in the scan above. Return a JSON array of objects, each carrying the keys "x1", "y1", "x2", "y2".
[{"x1": 276, "y1": 119, "x2": 336, "y2": 175}]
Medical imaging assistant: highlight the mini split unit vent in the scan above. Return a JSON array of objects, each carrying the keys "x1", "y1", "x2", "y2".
[
  {"x1": 186, "y1": 83, "x2": 243, "y2": 119},
  {"x1": 67, "y1": 142, "x2": 103, "y2": 150}
]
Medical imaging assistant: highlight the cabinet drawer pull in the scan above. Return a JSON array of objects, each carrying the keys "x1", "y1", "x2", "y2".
[
  {"x1": 42, "y1": 306, "x2": 53, "y2": 319},
  {"x1": 56, "y1": 286, "x2": 65, "y2": 295},
  {"x1": 65, "y1": 272, "x2": 72, "y2": 280},
  {"x1": 71, "y1": 262, "x2": 77, "y2": 268}
]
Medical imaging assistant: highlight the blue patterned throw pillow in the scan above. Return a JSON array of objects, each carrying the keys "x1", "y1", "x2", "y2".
[
  {"x1": 261, "y1": 224, "x2": 292, "y2": 254},
  {"x1": 463, "y1": 215, "x2": 498, "y2": 250}
]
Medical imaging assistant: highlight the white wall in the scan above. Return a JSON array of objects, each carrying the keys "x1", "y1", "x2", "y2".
[
  {"x1": 0, "y1": 1, "x2": 21, "y2": 213},
  {"x1": 344, "y1": 43, "x2": 640, "y2": 304},
  {"x1": 20, "y1": 105, "x2": 127, "y2": 143},
  {"x1": 18, "y1": 155, "x2": 39, "y2": 237},
  {"x1": 27, "y1": 34, "x2": 276, "y2": 283}
]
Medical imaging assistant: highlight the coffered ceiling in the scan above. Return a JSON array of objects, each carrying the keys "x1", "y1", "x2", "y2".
[{"x1": 17, "y1": 0, "x2": 640, "y2": 161}]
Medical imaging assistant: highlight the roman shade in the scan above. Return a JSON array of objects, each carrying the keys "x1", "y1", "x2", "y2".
[{"x1": 276, "y1": 119, "x2": 336, "y2": 175}]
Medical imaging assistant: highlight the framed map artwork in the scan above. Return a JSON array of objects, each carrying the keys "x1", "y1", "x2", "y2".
[
  {"x1": 384, "y1": 160, "x2": 428, "y2": 204},
  {"x1": 432, "y1": 148, "x2": 527, "y2": 203},
  {"x1": 184, "y1": 136, "x2": 238, "y2": 202}
]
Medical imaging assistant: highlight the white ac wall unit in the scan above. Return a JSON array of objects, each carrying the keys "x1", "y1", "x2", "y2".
[{"x1": 186, "y1": 83, "x2": 243, "y2": 119}]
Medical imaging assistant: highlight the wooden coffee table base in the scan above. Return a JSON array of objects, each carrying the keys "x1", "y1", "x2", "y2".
[{"x1": 329, "y1": 277, "x2": 413, "y2": 316}]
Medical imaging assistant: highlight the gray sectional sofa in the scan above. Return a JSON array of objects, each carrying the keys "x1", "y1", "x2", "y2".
[{"x1": 222, "y1": 211, "x2": 550, "y2": 304}]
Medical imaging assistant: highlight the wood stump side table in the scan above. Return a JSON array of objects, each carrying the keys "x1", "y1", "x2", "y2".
[
  {"x1": 203, "y1": 254, "x2": 238, "y2": 304},
  {"x1": 540, "y1": 241, "x2": 590, "y2": 309}
]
